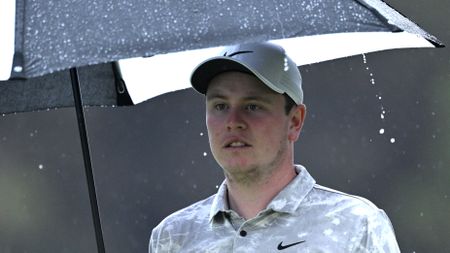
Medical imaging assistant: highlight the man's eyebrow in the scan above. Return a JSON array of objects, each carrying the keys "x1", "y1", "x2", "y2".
[
  {"x1": 243, "y1": 95, "x2": 273, "y2": 104},
  {"x1": 206, "y1": 93, "x2": 274, "y2": 104},
  {"x1": 205, "y1": 93, "x2": 226, "y2": 101}
]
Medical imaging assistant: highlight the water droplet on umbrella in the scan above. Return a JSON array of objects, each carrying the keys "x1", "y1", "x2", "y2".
[{"x1": 13, "y1": 66, "x2": 23, "y2": 73}]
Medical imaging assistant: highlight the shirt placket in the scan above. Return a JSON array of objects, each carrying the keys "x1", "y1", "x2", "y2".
[{"x1": 227, "y1": 210, "x2": 277, "y2": 252}]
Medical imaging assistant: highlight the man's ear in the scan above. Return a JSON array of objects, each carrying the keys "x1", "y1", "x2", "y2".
[{"x1": 288, "y1": 104, "x2": 306, "y2": 142}]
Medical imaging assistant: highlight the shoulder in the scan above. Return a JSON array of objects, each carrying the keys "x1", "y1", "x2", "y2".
[
  {"x1": 149, "y1": 194, "x2": 216, "y2": 251},
  {"x1": 307, "y1": 184, "x2": 394, "y2": 235},
  {"x1": 311, "y1": 184, "x2": 381, "y2": 212},
  {"x1": 154, "y1": 194, "x2": 215, "y2": 232},
  {"x1": 307, "y1": 184, "x2": 400, "y2": 252}
]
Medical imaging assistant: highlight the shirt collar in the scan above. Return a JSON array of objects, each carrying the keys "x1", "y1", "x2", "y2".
[
  {"x1": 209, "y1": 165, "x2": 316, "y2": 222},
  {"x1": 209, "y1": 180, "x2": 229, "y2": 223},
  {"x1": 266, "y1": 165, "x2": 316, "y2": 213}
]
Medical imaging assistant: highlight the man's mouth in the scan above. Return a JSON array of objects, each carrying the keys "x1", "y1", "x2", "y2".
[{"x1": 224, "y1": 141, "x2": 251, "y2": 148}]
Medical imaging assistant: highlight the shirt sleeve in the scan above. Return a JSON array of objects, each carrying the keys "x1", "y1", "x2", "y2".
[
  {"x1": 148, "y1": 227, "x2": 159, "y2": 253},
  {"x1": 149, "y1": 222, "x2": 183, "y2": 253},
  {"x1": 353, "y1": 209, "x2": 401, "y2": 253},
  {"x1": 149, "y1": 225, "x2": 172, "y2": 253}
]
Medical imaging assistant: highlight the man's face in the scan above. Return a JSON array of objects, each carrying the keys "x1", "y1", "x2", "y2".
[{"x1": 205, "y1": 71, "x2": 304, "y2": 180}]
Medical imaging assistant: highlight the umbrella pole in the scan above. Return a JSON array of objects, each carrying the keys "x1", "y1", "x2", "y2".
[{"x1": 70, "y1": 68, "x2": 106, "y2": 253}]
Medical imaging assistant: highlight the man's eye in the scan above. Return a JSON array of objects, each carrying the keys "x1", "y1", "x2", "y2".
[
  {"x1": 214, "y1": 104, "x2": 227, "y2": 111},
  {"x1": 246, "y1": 104, "x2": 261, "y2": 111}
]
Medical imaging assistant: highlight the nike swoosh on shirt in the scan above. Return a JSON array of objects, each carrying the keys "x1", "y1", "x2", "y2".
[{"x1": 277, "y1": 240, "x2": 306, "y2": 250}]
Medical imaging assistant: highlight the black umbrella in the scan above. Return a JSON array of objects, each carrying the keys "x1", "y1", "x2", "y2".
[
  {"x1": 0, "y1": 0, "x2": 443, "y2": 80},
  {"x1": 0, "y1": 1, "x2": 444, "y2": 253}
]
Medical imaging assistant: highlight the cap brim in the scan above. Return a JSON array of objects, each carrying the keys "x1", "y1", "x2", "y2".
[{"x1": 190, "y1": 57, "x2": 254, "y2": 95}]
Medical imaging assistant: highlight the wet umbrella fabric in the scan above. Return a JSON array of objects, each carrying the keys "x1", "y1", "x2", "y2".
[
  {"x1": 0, "y1": 0, "x2": 443, "y2": 81},
  {"x1": 0, "y1": 62, "x2": 132, "y2": 114}
]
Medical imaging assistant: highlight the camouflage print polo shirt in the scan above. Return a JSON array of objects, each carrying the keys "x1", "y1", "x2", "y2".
[{"x1": 149, "y1": 165, "x2": 400, "y2": 253}]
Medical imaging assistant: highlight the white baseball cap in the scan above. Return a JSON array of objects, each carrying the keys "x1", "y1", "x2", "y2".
[{"x1": 190, "y1": 41, "x2": 303, "y2": 104}]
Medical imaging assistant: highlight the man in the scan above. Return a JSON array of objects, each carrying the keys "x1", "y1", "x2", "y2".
[{"x1": 149, "y1": 42, "x2": 400, "y2": 252}]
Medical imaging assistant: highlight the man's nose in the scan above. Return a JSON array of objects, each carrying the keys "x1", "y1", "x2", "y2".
[{"x1": 226, "y1": 109, "x2": 247, "y2": 130}]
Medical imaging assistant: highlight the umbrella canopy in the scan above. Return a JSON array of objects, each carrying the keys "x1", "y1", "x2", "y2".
[
  {"x1": 0, "y1": 62, "x2": 132, "y2": 114},
  {"x1": 0, "y1": 0, "x2": 443, "y2": 82}
]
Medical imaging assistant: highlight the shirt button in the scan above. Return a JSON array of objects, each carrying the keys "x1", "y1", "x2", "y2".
[{"x1": 239, "y1": 230, "x2": 247, "y2": 237}]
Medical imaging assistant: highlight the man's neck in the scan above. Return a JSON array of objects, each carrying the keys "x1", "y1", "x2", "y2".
[{"x1": 226, "y1": 164, "x2": 297, "y2": 220}]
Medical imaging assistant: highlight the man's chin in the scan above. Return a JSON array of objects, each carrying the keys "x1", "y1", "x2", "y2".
[
  {"x1": 220, "y1": 159, "x2": 253, "y2": 172},
  {"x1": 223, "y1": 165, "x2": 265, "y2": 185}
]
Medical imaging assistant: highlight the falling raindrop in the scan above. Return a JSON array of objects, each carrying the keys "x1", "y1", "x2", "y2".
[
  {"x1": 362, "y1": 54, "x2": 392, "y2": 143},
  {"x1": 29, "y1": 129, "x2": 38, "y2": 137},
  {"x1": 381, "y1": 110, "x2": 386, "y2": 119},
  {"x1": 38, "y1": 164, "x2": 44, "y2": 170},
  {"x1": 200, "y1": 132, "x2": 204, "y2": 136},
  {"x1": 203, "y1": 152, "x2": 207, "y2": 157}
]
